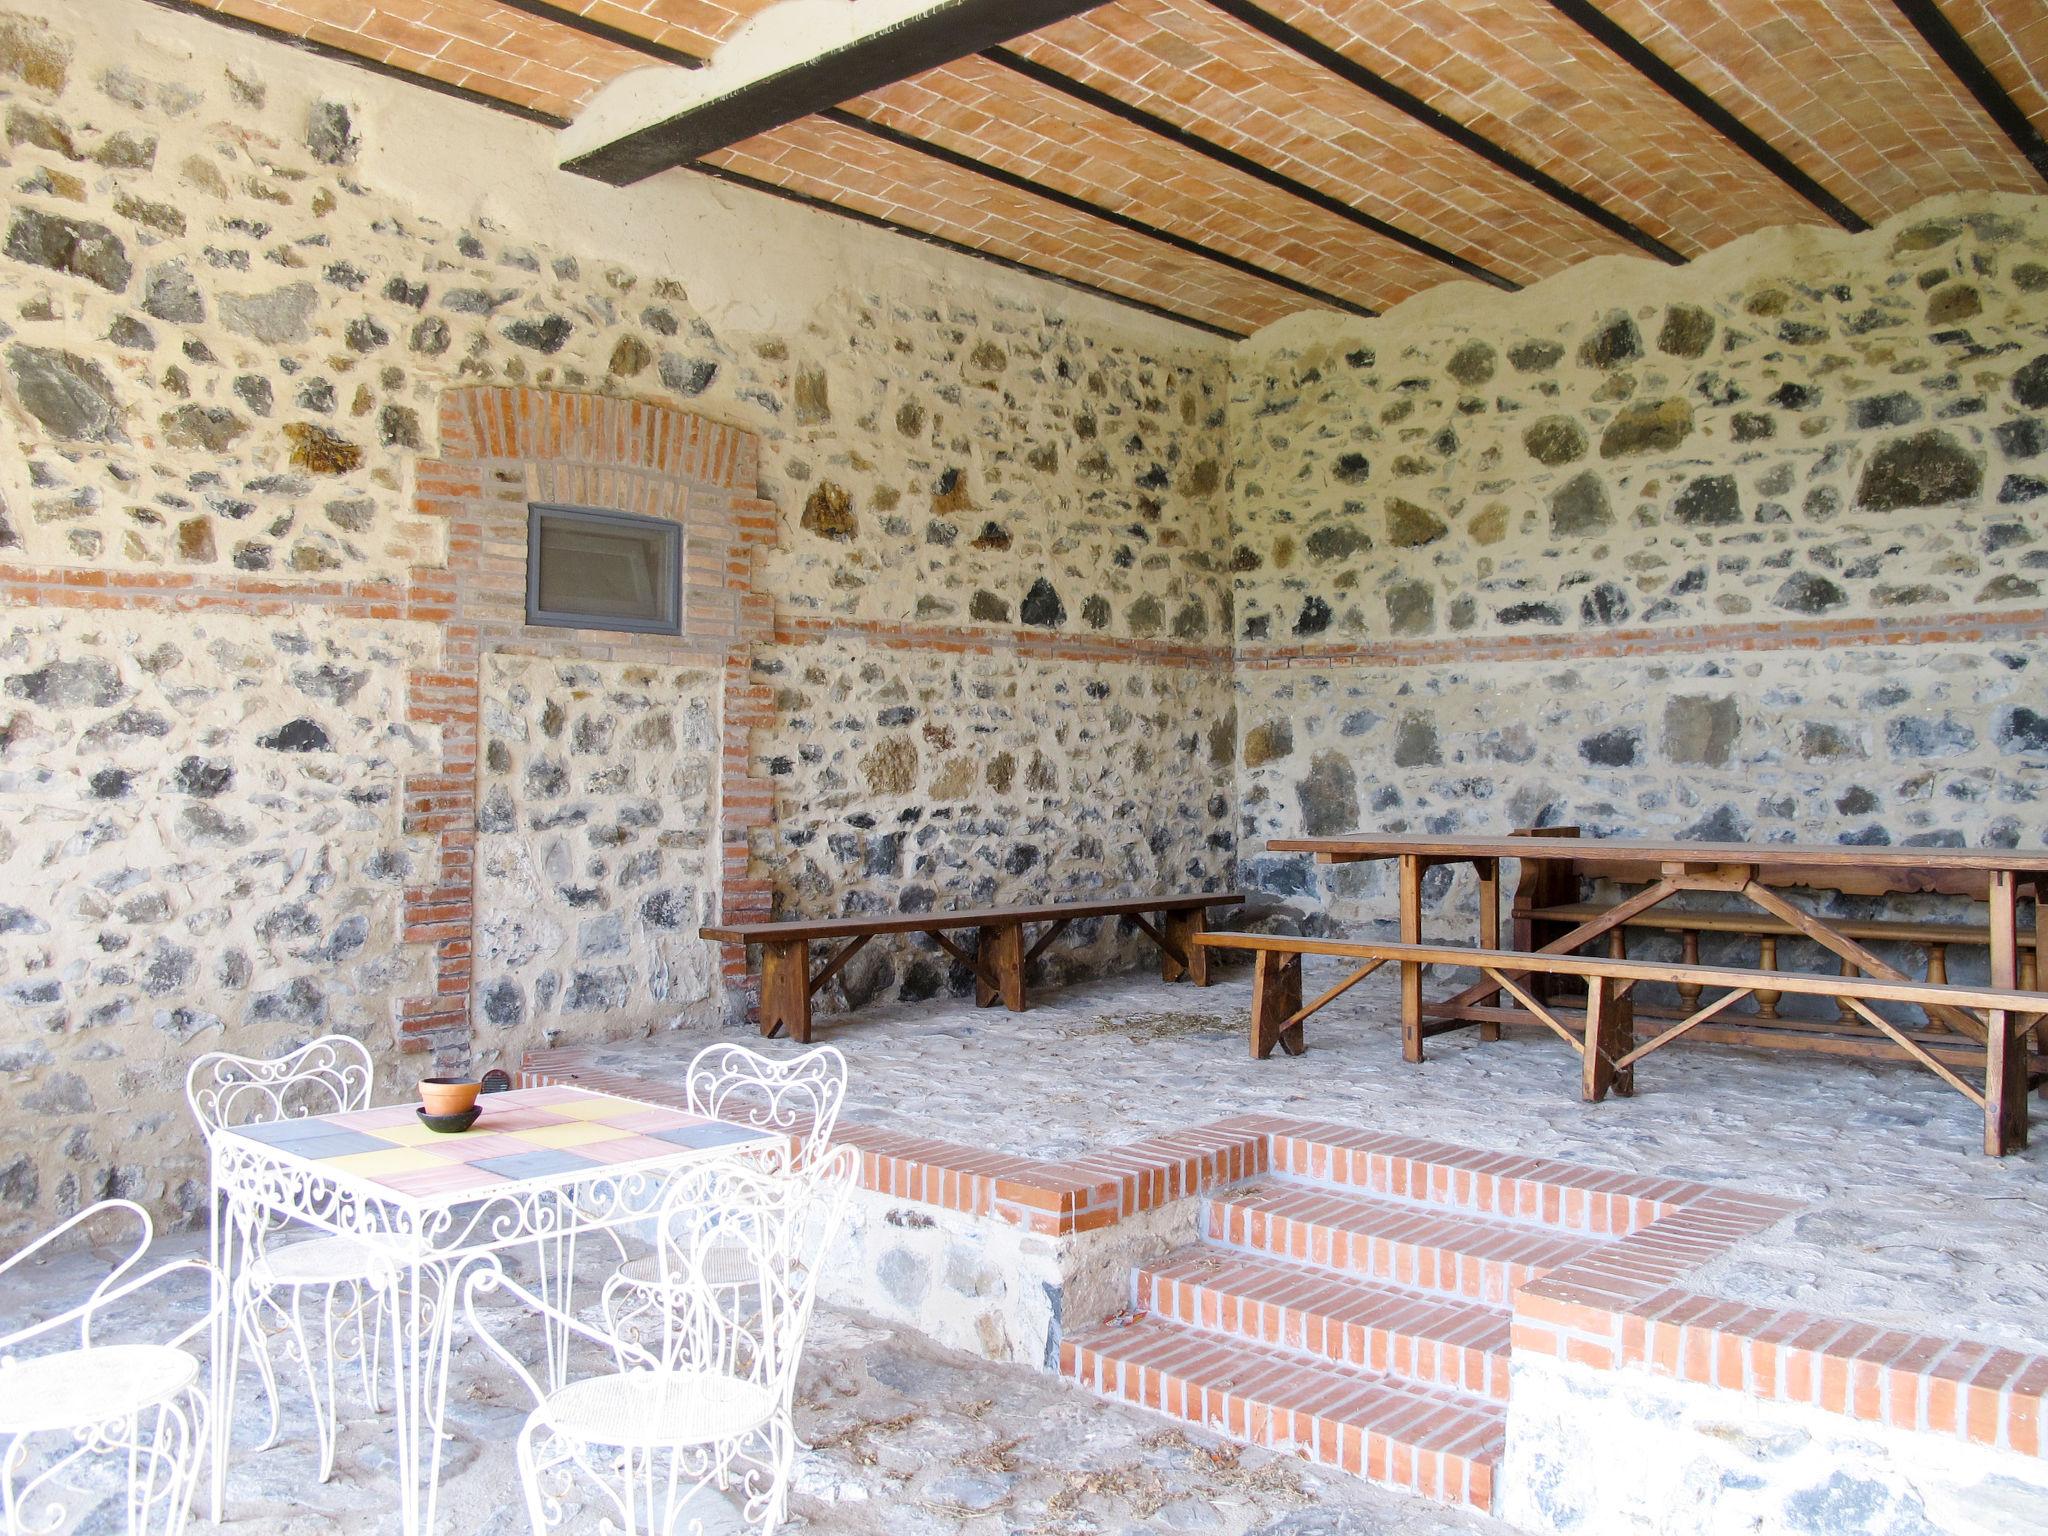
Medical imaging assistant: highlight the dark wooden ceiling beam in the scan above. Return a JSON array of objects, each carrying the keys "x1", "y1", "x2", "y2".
[
  {"x1": 154, "y1": 0, "x2": 1248, "y2": 338},
  {"x1": 1541, "y1": 0, "x2": 1870, "y2": 232},
  {"x1": 986, "y1": 46, "x2": 1520, "y2": 292},
  {"x1": 692, "y1": 163, "x2": 1246, "y2": 338},
  {"x1": 465, "y1": 0, "x2": 1375, "y2": 318},
  {"x1": 489, "y1": 0, "x2": 705, "y2": 71},
  {"x1": 144, "y1": 0, "x2": 568, "y2": 127},
  {"x1": 827, "y1": 109, "x2": 1376, "y2": 317},
  {"x1": 1890, "y1": 0, "x2": 2048, "y2": 185},
  {"x1": 1202, "y1": 0, "x2": 1685, "y2": 265},
  {"x1": 563, "y1": 0, "x2": 1111, "y2": 186}
]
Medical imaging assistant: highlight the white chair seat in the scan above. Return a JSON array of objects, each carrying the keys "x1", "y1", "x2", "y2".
[
  {"x1": 614, "y1": 1243, "x2": 756, "y2": 1291},
  {"x1": 0, "y1": 1343, "x2": 199, "y2": 1434},
  {"x1": 540, "y1": 1369, "x2": 776, "y2": 1450},
  {"x1": 247, "y1": 1233, "x2": 389, "y2": 1288}
]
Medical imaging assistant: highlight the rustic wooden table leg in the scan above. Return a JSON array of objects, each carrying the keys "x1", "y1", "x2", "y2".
[
  {"x1": 1251, "y1": 949, "x2": 1304, "y2": 1059},
  {"x1": 1990, "y1": 869, "x2": 2018, "y2": 991},
  {"x1": 977, "y1": 922, "x2": 1026, "y2": 1012},
  {"x1": 1162, "y1": 908, "x2": 1211, "y2": 985},
  {"x1": 1605, "y1": 925, "x2": 1638, "y2": 1097},
  {"x1": 1399, "y1": 853, "x2": 1424, "y2": 1063},
  {"x1": 758, "y1": 939, "x2": 812, "y2": 1044},
  {"x1": 1582, "y1": 975, "x2": 1621, "y2": 1102},
  {"x1": 1988, "y1": 1007, "x2": 2029, "y2": 1154},
  {"x1": 1475, "y1": 858, "x2": 1501, "y2": 1041}
]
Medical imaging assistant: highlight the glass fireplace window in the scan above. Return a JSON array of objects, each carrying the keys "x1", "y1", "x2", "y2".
[{"x1": 525, "y1": 503, "x2": 682, "y2": 635}]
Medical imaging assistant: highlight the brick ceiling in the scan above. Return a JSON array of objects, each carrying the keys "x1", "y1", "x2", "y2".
[{"x1": 170, "y1": 0, "x2": 2048, "y2": 337}]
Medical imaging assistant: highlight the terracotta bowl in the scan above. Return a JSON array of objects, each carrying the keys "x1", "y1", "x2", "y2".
[{"x1": 419, "y1": 1077, "x2": 481, "y2": 1117}]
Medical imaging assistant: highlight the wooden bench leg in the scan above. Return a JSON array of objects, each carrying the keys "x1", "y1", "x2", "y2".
[
  {"x1": 1988, "y1": 1008, "x2": 2030, "y2": 1155},
  {"x1": 977, "y1": 922, "x2": 1026, "y2": 1012},
  {"x1": 1476, "y1": 858, "x2": 1501, "y2": 1041},
  {"x1": 758, "y1": 939, "x2": 812, "y2": 1045},
  {"x1": 1582, "y1": 975, "x2": 1633, "y2": 1103},
  {"x1": 1163, "y1": 908, "x2": 1211, "y2": 985},
  {"x1": 1399, "y1": 854, "x2": 1424, "y2": 1064},
  {"x1": 1252, "y1": 949, "x2": 1304, "y2": 1059}
]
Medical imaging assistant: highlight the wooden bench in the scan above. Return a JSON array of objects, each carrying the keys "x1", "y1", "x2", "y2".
[
  {"x1": 1194, "y1": 931, "x2": 2048, "y2": 1155},
  {"x1": 702, "y1": 891, "x2": 1245, "y2": 1044},
  {"x1": 1518, "y1": 901, "x2": 2039, "y2": 1022}
]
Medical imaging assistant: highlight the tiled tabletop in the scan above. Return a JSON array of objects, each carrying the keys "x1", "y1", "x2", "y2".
[{"x1": 224, "y1": 1084, "x2": 774, "y2": 1203}]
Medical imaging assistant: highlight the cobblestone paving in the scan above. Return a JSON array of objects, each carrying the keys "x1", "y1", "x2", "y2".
[
  {"x1": 1, "y1": 1234, "x2": 1501, "y2": 1536},
  {"x1": 587, "y1": 962, "x2": 2048, "y2": 1354}
]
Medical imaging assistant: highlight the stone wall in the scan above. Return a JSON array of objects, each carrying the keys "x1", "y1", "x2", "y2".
[
  {"x1": 475, "y1": 655, "x2": 722, "y2": 1052},
  {"x1": 0, "y1": 605, "x2": 438, "y2": 1221},
  {"x1": 0, "y1": 0, "x2": 1232, "y2": 1237},
  {"x1": 1231, "y1": 198, "x2": 2048, "y2": 924}
]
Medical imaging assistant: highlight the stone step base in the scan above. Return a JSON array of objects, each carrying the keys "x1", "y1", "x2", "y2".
[
  {"x1": 1138, "y1": 1244, "x2": 1512, "y2": 1401},
  {"x1": 1061, "y1": 1316, "x2": 1504, "y2": 1510}
]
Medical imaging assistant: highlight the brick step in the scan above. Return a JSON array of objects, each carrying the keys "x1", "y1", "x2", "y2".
[
  {"x1": 1137, "y1": 1244, "x2": 1512, "y2": 1401},
  {"x1": 1208, "y1": 1178, "x2": 1609, "y2": 1304},
  {"x1": 1266, "y1": 1123, "x2": 1704, "y2": 1237},
  {"x1": 1061, "y1": 1315, "x2": 1504, "y2": 1511}
]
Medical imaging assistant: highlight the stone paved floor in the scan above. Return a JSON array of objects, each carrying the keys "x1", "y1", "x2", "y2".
[
  {"x1": 3, "y1": 1232, "x2": 1501, "y2": 1536},
  {"x1": 583, "y1": 959, "x2": 2048, "y2": 1354}
]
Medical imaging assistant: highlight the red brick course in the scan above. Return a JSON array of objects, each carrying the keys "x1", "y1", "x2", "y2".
[{"x1": 1237, "y1": 604, "x2": 2048, "y2": 672}]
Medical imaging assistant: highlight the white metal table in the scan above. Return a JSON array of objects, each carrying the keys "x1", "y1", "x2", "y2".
[{"x1": 206, "y1": 1083, "x2": 779, "y2": 1535}]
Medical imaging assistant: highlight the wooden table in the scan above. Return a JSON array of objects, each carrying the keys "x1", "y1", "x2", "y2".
[{"x1": 1268, "y1": 832, "x2": 2046, "y2": 1067}]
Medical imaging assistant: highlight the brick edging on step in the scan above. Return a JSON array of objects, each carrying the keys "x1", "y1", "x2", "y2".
[
  {"x1": 522, "y1": 1046, "x2": 1270, "y2": 1235},
  {"x1": 521, "y1": 1050, "x2": 2048, "y2": 1460}
]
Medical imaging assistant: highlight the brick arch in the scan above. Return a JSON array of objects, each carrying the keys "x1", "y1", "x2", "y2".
[{"x1": 397, "y1": 387, "x2": 777, "y2": 1065}]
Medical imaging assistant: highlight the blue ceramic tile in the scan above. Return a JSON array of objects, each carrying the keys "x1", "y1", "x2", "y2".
[
  {"x1": 471, "y1": 1150, "x2": 598, "y2": 1180},
  {"x1": 235, "y1": 1124, "x2": 391, "y2": 1158},
  {"x1": 233, "y1": 1117, "x2": 352, "y2": 1146},
  {"x1": 647, "y1": 1122, "x2": 766, "y2": 1151}
]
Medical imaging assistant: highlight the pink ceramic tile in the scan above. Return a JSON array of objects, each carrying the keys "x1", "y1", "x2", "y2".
[
  {"x1": 468, "y1": 1108, "x2": 559, "y2": 1133},
  {"x1": 605, "y1": 1106, "x2": 700, "y2": 1133},
  {"x1": 379, "y1": 1164, "x2": 505, "y2": 1197},
  {"x1": 332, "y1": 1104, "x2": 422, "y2": 1130},
  {"x1": 511, "y1": 1085, "x2": 586, "y2": 1106},
  {"x1": 431, "y1": 1133, "x2": 539, "y2": 1162},
  {"x1": 575, "y1": 1134, "x2": 706, "y2": 1167}
]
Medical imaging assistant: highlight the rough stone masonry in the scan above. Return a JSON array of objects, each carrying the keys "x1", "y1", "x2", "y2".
[
  {"x1": 0, "y1": 0, "x2": 2046, "y2": 1241},
  {"x1": 0, "y1": 0, "x2": 1233, "y2": 1236}
]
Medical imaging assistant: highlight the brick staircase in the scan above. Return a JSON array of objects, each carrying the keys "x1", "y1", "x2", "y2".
[{"x1": 1060, "y1": 1126, "x2": 1663, "y2": 1513}]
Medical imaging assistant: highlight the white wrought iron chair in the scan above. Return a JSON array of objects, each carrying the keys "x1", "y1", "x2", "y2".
[
  {"x1": 466, "y1": 1143, "x2": 858, "y2": 1535},
  {"x1": 0, "y1": 1200, "x2": 216, "y2": 1536},
  {"x1": 185, "y1": 1035, "x2": 390, "y2": 1482},
  {"x1": 600, "y1": 1044, "x2": 846, "y2": 1339}
]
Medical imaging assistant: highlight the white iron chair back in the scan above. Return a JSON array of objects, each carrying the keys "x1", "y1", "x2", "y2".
[
  {"x1": 182, "y1": 1034, "x2": 387, "y2": 1487},
  {"x1": 683, "y1": 1043, "x2": 848, "y2": 1165},
  {"x1": 645, "y1": 1142, "x2": 857, "y2": 1398},
  {"x1": 464, "y1": 1143, "x2": 860, "y2": 1534},
  {"x1": 0, "y1": 1200, "x2": 213, "y2": 1356},
  {"x1": 0, "y1": 1200, "x2": 217, "y2": 1536},
  {"x1": 184, "y1": 1034, "x2": 374, "y2": 1138}
]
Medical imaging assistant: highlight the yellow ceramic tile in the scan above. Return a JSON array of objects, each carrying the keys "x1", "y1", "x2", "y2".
[
  {"x1": 508, "y1": 1121, "x2": 633, "y2": 1149},
  {"x1": 325, "y1": 1147, "x2": 453, "y2": 1178},
  {"x1": 549, "y1": 1097, "x2": 646, "y2": 1122},
  {"x1": 374, "y1": 1122, "x2": 448, "y2": 1147}
]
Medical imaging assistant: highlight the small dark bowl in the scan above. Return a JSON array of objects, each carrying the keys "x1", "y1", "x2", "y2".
[{"x1": 417, "y1": 1104, "x2": 482, "y2": 1134}]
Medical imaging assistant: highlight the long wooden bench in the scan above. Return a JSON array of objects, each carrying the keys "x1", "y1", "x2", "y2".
[
  {"x1": 1518, "y1": 901, "x2": 2039, "y2": 1022},
  {"x1": 702, "y1": 891, "x2": 1245, "y2": 1044},
  {"x1": 1194, "y1": 932, "x2": 2048, "y2": 1155}
]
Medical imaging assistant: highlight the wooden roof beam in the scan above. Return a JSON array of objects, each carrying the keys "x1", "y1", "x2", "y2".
[{"x1": 560, "y1": 0, "x2": 1111, "y2": 186}]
